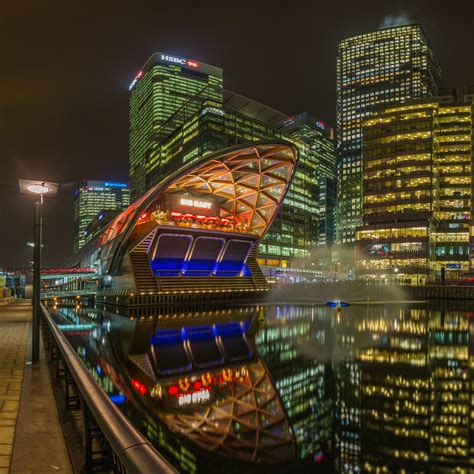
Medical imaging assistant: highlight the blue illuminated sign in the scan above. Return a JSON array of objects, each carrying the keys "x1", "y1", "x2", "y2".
[{"x1": 104, "y1": 182, "x2": 128, "y2": 188}]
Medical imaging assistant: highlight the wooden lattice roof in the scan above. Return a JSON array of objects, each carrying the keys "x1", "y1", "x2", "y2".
[
  {"x1": 160, "y1": 360, "x2": 295, "y2": 463},
  {"x1": 167, "y1": 144, "x2": 297, "y2": 236}
]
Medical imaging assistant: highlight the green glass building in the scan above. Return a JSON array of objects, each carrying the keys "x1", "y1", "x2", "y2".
[
  {"x1": 281, "y1": 112, "x2": 337, "y2": 246},
  {"x1": 142, "y1": 92, "x2": 336, "y2": 274},
  {"x1": 129, "y1": 53, "x2": 223, "y2": 200},
  {"x1": 73, "y1": 180, "x2": 130, "y2": 253}
]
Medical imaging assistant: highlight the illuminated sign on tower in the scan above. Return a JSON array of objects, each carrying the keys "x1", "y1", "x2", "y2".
[{"x1": 160, "y1": 54, "x2": 199, "y2": 69}]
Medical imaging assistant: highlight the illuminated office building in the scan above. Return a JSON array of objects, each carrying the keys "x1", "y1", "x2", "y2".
[
  {"x1": 434, "y1": 86, "x2": 474, "y2": 280},
  {"x1": 73, "y1": 180, "x2": 130, "y2": 253},
  {"x1": 356, "y1": 89, "x2": 474, "y2": 283},
  {"x1": 144, "y1": 92, "x2": 336, "y2": 272},
  {"x1": 221, "y1": 103, "x2": 321, "y2": 268},
  {"x1": 356, "y1": 101, "x2": 437, "y2": 285},
  {"x1": 358, "y1": 307, "x2": 430, "y2": 472},
  {"x1": 281, "y1": 112, "x2": 337, "y2": 246},
  {"x1": 129, "y1": 53, "x2": 223, "y2": 200},
  {"x1": 337, "y1": 24, "x2": 441, "y2": 244}
]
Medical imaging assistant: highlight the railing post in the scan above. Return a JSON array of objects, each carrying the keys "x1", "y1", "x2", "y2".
[
  {"x1": 64, "y1": 366, "x2": 80, "y2": 410},
  {"x1": 83, "y1": 404, "x2": 113, "y2": 472}
]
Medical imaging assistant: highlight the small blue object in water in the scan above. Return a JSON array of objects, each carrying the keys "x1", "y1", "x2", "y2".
[{"x1": 326, "y1": 300, "x2": 350, "y2": 308}]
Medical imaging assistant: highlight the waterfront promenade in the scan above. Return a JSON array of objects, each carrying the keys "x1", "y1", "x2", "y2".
[{"x1": 0, "y1": 300, "x2": 71, "y2": 473}]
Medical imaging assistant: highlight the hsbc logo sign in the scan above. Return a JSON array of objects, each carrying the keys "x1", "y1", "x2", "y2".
[
  {"x1": 160, "y1": 54, "x2": 185, "y2": 64},
  {"x1": 160, "y1": 54, "x2": 199, "y2": 68},
  {"x1": 130, "y1": 54, "x2": 201, "y2": 91}
]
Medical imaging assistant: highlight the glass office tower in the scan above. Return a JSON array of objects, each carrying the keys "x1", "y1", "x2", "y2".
[
  {"x1": 143, "y1": 93, "x2": 337, "y2": 274},
  {"x1": 129, "y1": 53, "x2": 223, "y2": 200},
  {"x1": 356, "y1": 88, "x2": 474, "y2": 284},
  {"x1": 336, "y1": 24, "x2": 441, "y2": 244},
  {"x1": 73, "y1": 180, "x2": 130, "y2": 252},
  {"x1": 281, "y1": 113, "x2": 337, "y2": 246}
]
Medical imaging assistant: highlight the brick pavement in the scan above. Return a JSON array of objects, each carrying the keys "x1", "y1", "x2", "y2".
[{"x1": 0, "y1": 300, "x2": 31, "y2": 473}]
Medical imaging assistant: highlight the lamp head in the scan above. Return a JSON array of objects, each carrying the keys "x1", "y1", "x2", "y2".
[{"x1": 19, "y1": 179, "x2": 59, "y2": 197}]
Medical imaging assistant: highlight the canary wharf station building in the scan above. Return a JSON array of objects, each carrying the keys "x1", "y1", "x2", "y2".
[{"x1": 73, "y1": 143, "x2": 298, "y2": 305}]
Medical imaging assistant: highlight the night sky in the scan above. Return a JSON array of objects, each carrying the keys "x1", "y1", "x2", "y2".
[{"x1": 1, "y1": 0, "x2": 473, "y2": 268}]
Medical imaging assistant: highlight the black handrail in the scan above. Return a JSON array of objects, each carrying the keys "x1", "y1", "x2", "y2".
[{"x1": 40, "y1": 303, "x2": 178, "y2": 474}]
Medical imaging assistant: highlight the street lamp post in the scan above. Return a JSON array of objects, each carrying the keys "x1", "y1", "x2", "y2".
[{"x1": 19, "y1": 180, "x2": 58, "y2": 362}]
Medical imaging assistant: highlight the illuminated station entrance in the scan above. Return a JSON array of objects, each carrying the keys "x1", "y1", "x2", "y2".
[{"x1": 77, "y1": 142, "x2": 298, "y2": 305}]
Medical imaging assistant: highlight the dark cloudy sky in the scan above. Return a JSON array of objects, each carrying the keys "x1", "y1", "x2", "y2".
[{"x1": 1, "y1": 0, "x2": 473, "y2": 268}]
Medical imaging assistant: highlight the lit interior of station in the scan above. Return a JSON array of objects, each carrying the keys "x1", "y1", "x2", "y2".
[{"x1": 75, "y1": 142, "x2": 298, "y2": 300}]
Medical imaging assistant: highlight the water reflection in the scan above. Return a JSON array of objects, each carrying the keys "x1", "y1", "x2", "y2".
[{"x1": 50, "y1": 302, "x2": 474, "y2": 473}]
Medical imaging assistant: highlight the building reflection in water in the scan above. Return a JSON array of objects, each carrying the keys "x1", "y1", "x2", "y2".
[
  {"x1": 340, "y1": 304, "x2": 473, "y2": 473},
  {"x1": 51, "y1": 301, "x2": 474, "y2": 473},
  {"x1": 256, "y1": 305, "x2": 334, "y2": 467}
]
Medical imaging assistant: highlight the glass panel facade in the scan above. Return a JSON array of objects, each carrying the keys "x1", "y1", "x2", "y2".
[{"x1": 336, "y1": 24, "x2": 441, "y2": 244}]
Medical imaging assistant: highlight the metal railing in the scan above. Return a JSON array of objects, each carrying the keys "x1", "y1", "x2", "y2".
[{"x1": 40, "y1": 303, "x2": 178, "y2": 474}]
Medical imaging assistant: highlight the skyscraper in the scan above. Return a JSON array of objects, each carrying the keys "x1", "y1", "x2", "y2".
[
  {"x1": 280, "y1": 113, "x2": 337, "y2": 246},
  {"x1": 336, "y1": 24, "x2": 441, "y2": 244},
  {"x1": 73, "y1": 180, "x2": 130, "y2": 252},
  {"x1": 128, "y1": 52, "x2": 223, "y2": 200},
  {"x1": 356, "y1": 88, "x2": 474, "y2": 284}
]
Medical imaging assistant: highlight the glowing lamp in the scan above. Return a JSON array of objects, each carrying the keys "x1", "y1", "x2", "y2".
[
  {"x1": 20, "y1": 178, "x2": 59, "y2": 364},
  {"x1": 27, "y1": 184, "x2": 51, "y2": 194},
  {"x1": 19, "y1": 179, "x2": 59, "y2": 197}
]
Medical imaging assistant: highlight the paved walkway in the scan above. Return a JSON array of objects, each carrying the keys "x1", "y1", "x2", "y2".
[
  {"x1": 0, "y1": 300, "x2": 72, "y2": 473},
  {"x1": 0, "y1": 300, "x2": 30, "y2": 473}
]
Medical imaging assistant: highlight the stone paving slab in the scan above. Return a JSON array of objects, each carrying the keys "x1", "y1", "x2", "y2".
[
  {"x1": 0, "y1": 300, "x2": 30, "y2": 472},
  {"x1": 9, "y1": 302, "x2": 73, "y2": 473},
  {"x1": 0, "y1": 300, "x2": 72, "y2": 473}
]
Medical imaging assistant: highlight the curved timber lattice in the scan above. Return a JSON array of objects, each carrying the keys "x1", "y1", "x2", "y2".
[
  {"x1": 86, "y1": 142, "x2": 298, "y2": 287},
  {"x1": 160, "y1": 360, "x2": 295, "y2": 463},
  {"x1": 167, "y1": 144, "x2": 296, "y2": 236}
]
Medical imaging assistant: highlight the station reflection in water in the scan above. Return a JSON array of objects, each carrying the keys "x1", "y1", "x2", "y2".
[{"x1": 51, "y1": 302, "x2": 474, "y2": 473}]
